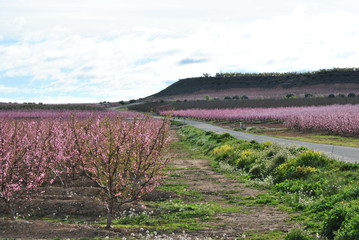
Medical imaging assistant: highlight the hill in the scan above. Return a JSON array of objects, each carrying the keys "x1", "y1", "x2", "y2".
[{"x1": 149, "y1": 68, "x2": 359, "y2": 99}]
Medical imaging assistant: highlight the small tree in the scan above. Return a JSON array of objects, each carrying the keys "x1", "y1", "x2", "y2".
[
  {"x1": 286, "y1": 93, "x2": 295, "y2": 99},
  {"x1": 338, "y1": 93, "x2": 346, "y2": 98},
  {"x1": 71, "y1": 116, "x2": 170, "y2": 228},
  {"x1": 348, "y1": 93, "x2": 356, "y2": 98},
  {"x1": 203, "y1": 73, "x2": 210, "y2": 77}
]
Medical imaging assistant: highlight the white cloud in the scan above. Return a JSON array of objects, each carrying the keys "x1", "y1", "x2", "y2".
[
  {"x1": 1, "y1": 1, "x2": 359, "y2": 103},
  {"x1": 0, "y1": 84, "x2": 17, "y2": 93}
]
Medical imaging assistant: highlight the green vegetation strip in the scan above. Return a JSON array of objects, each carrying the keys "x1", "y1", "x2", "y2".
[
  {"x1": 241, "y1": 127, "x2": 359, "y2": 148},
  {"x1": 178, "y1": 125, "x2": 359, "y2": 240}
]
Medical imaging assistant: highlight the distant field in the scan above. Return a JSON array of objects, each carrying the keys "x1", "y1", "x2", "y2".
[
  {"x1": 130, "y1": 97, "x2": 359, "y2": 112},
  {"x1": 0, "y1": 103, "x2": 106, "y2": 111},
  {"x1": 0, "y1": 109, "x2": 144, "y2": 119}
]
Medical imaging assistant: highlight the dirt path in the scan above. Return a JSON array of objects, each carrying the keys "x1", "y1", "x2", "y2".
[{"x1": 166, "y1": 132, "x2": 294, "y2": 239}]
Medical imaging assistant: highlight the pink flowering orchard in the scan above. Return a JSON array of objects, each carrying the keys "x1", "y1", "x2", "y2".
[
  {"x1": 161, "y1": 104, "x2": 359, "y2": 136},
  {"x1": 0, "y1": 111, "x2": 170, "y2": 226},
  {"x1": 0, "y1": 120, "x2": 55, "y2": 218}
]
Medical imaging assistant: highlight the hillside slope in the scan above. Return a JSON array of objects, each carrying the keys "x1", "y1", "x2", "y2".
[{"x1": 150, "y1": 68, "x2": 359, "y2": 98}]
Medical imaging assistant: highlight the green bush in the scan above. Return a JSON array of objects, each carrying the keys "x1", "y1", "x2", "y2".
[
  {"x1": 295, "y1": 150, "x2": 331, "y2": 168},
  {"x1": 335, "y1": 214, "x2": 359, "y2": 240},
  {"x1": 322, "y1": 204, "x2": 352, "y2": 239},
  {"x1": 284, "y1": 228, "x2": 315, "y2": 240},
  {"x1": 286, "y1": 93, "x2": 295, "y2": 99},
  {"x1": 212, "y1": 144, "x2": 235, "y2": 162},
  {"x1": 348, "y1": 93, "x2": 356, "y2": 98},
  {"x1": 235, "y1": 150, "x2": 257, "y2": 170},
  {"x1": 337, "y1": 93, "x2": 346, "y2": 98}
]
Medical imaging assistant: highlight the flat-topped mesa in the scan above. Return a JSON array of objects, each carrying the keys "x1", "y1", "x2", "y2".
[{"x1": 151, "y1": 68, "x2": 359, "y2": 97}]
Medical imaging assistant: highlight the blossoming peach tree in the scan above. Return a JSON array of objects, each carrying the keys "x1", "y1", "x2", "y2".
[{"x1": 71, "y1": 116, "x2": 170, "y2": 228}]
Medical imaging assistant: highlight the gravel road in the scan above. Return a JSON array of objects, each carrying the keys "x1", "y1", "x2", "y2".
[{"x1": 176, "y1": 118, "x2": 359, "y2": 164}]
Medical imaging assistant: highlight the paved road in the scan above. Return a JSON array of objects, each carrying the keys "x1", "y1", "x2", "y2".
[{"x1": 175, "y1": 118, "x2": 359, "y2": 164}]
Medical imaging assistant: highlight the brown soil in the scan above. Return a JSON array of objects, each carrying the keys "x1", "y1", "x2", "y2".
[{"x1": 0, "y1": 129, "x2": 295, "y2": 239}]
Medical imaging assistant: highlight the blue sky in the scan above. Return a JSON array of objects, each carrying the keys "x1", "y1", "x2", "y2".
[{"x1": 1, "y1": 0, "x2": 359, "y2": 103}]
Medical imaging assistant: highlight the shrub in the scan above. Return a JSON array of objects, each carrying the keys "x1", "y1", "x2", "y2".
[
  {"x1": 273, "y1": 154, "x2": 320, "y2": 182},
  {"x1": 304, "y1": 93, "x2": 313, "y2": 98},
  {"x1": 295, "y1": 150, "x2": 331, "y2": 168},
  {"x1": 322, "y1": 204, "x2": 351, "y2": 239},
  {"x1": 232, "y1": 95, "x2": 240, "y2": 100},
  {"x1": 212, "y1": 145, "x2": 235, "y2": 162},
  {"x1": 224, "y1": 96, "x2": 232, "y2": 100},
  {"x1": 348, "y1": 93, "x2": 356, "y2": 98},
  {"x1": 337, "y1": 93, "x2": 346, "y2": 98},
  {"x1": 241, "y1": 95, "x2": 249, "y2": 100},
  {"x1": 335, "y1": 214, "x2": 359, "y2": 240},
  {"x1": 328, "y1": 94, "x2": 335, "y2": 98},
  {"x1": 284, "y1": 228, "x2": 315, "y2": 240},
  {"x1": 236, "y1": 150, "x2": 256, "y2": 170},
  {"x1": 295, "y1": 166, "x2": 317, "y2": 177},
  {"x1": 286, "y1": 93, "x2": 295, "y2": 99}
]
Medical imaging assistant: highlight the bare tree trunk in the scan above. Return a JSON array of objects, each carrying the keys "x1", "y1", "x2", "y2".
[
  {"x1": 106, "y1": 198, "x2": 114, "y2": 228},
  {"x1": 4, "y1": 200, "x2": 16, "y2": 220}
]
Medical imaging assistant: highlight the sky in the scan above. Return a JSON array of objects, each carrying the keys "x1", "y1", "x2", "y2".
[{"x1": 1, "y1": 0, "x2": 359, "y2": 103}]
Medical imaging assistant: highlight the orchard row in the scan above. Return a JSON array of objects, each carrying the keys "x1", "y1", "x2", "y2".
[
  {"x1": 0, "y1": 112, "x2": 169, "y2": 227},
  {"x1": 161, "y1": 104, "x2": 359, "y2": 136}
]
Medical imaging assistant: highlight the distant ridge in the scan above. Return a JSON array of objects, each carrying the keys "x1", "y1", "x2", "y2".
[{"x1": 150, "y1": 68, "x2": 359, "y2": 98}]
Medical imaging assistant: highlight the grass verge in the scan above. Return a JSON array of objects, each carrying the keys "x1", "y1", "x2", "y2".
[{"x1": 178, "y1": 125, "x2": 359, "y2": 240}]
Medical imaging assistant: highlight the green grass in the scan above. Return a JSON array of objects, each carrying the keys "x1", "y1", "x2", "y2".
[
  {"x1": 115, "y1": 107, "x2": 128, "y2": 111},
  {"x1": 98, "y1": 200, "x2": 231, "y2": 232},
  {"x1": 169, "y1": 141, "x2": 208, "y2": 159},
  {"x1": 233, "y1": 124, "x2": 359, "y2": 148},
  {"x1": 240, "y1": 230, "x2": 287, "y2": 240},
  {"x1": 157, "y1": 182, "x2": 204, "y2": 200}
]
